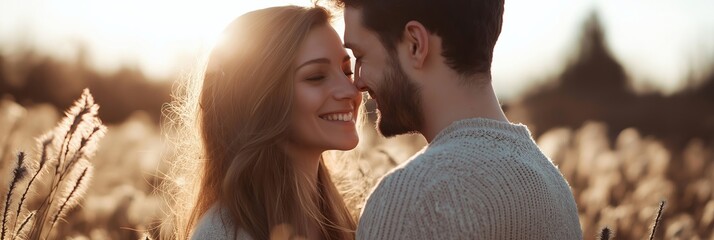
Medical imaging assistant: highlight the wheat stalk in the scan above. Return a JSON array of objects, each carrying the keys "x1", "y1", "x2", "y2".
[
  {"x1": 10, "y1": 134, "x2": 52, "y2": 237},
  {"x1": 20, "y1": 89, "x2": 105, "y2": 239},
  {"x1": 45, "y1": 90, "x2": 98, "y2": 204},
  {"x1": 47, "y1": 166, "x2": 92, "y2": 239},
  {"x1": 648, "y1": 200, "x2": 666, "y2": 240},
  {"x1": 0, "y1": 89, "x2": 106, "y2": 240},
  {"x1": 11, "y1": 211, "x2": 34, "y2": 240},
  {"x1": 2, "y1": 152, "x2": 28, "y2": 240}
]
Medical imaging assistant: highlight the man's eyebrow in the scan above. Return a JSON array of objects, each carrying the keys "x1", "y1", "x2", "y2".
[{"x1": 297, "y1": 58, "x2": 330, "y2": 70}]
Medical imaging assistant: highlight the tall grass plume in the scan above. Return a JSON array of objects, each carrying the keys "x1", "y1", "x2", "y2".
[
  {"x1": 1, "y1": 153, "x2": 27, "y2": 240},
  {"x1": 0, "y1": 89, "x2": 106, "y2": 240}
]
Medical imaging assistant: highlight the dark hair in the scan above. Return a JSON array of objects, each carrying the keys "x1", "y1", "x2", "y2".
[{"x1": 333, "y1": 0, "x2": 504, "y2": 76}]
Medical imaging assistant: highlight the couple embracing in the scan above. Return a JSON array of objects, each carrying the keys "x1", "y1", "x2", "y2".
[{"x1": 177, "y1": 0, "x2": 582, "y2": 239}]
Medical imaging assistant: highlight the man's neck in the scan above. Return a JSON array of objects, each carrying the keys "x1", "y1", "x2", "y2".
[{"x1": 419, "y1": 77, "x2": 508, "y2": 143}]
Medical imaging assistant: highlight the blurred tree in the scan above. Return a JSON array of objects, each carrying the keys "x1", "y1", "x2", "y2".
[
  {"x1": 0, "y1": 47, "x2": 171, "y2": 124},
  {"x1": 87, "y1": 67, "x2": 171, "y2": 123},
  {"x1": 513, "y1": 12, "x2": 714, "y2": 150}
]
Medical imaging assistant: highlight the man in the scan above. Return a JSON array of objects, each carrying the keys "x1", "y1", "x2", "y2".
[{"x1": 332, "y1": 0, "x2": 583, "y2": 239}]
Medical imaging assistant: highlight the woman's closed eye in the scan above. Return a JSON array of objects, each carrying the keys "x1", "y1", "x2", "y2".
[
  {"x1": 343, "y1": 59, "x2": 354, "y2": 79},
  {"x1": 306, "y1": 75, "x2": 325, "y2": 81}
]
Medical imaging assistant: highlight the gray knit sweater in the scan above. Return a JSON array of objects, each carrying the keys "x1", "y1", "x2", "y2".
[
  {"x1": 191, "y1": 204, "x2": 250, "y2": 240},
  {"x1": 356, "y1": 118, "x2": 582, "y2": 239}
]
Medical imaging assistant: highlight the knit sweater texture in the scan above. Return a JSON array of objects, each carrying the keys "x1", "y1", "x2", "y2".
[
  {"x1": 356, "y1": 118, "x2": 582, "y2": 240},
  {"x1": 191, "y1": 204, "x2": 251, "y2": 240}
]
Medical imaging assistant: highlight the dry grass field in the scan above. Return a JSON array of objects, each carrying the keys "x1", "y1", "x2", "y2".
[{"x1": 1, "y1": 91, "x2": 712, "y2": 240}]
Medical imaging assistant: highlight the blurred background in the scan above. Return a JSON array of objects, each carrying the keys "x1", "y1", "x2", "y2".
[{"x1": 1, "y1": 0, "x2": 713, "y2": 239}]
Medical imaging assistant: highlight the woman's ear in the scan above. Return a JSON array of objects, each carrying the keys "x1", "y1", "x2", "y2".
[{"x1": 403, "y1": 21, "x2": 430, "y2": 69}]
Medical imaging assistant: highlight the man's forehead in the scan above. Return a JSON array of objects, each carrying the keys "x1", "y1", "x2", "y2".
[
  {"x1": 345, "y1": 8, "x2": 365, "y2": 29},
  {"x1": 344, "y1": 6, "x2": 361, "y2": 18},
  {"x1": 342, "y1": 7, "x2": 364, "y2": 49}
]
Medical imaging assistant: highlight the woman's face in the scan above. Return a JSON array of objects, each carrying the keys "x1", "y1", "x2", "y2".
[{"x1": 288, "y1": 24, "x2": 361, "y2": 152}]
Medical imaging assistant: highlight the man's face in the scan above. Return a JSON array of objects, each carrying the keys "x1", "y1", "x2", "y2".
[{"x1": 343, "y1": 7, "x2": 423, "y2": 137}]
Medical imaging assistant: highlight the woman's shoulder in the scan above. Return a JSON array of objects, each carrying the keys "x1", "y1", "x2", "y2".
[{"x1": 191, "y1": 204, "x2": 252, "y2": 240}]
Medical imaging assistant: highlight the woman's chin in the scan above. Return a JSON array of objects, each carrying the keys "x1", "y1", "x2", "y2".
[{"x1": 331, "y1": 136, "x2": 359, "y2": 151}]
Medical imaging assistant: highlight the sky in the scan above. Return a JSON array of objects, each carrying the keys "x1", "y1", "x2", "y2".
[{"x1": 1, "y1": 0, "x2": 713, "y2": 99}]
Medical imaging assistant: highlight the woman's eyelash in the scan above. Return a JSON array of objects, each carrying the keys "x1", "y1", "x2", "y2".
[
  {"x1": 306, "y1": 69, "x2": 353, "y2": 81},
  {"x1": 306, "y1": 75, "x2": 325, "y2": 81}
]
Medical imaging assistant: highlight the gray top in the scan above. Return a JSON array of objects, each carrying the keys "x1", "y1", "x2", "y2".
[{"x1": 356, "y1": 118, "x2": 583, "y2": 239}]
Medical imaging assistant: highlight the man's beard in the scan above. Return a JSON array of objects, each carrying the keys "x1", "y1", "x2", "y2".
[{"x1": 373, "y1": 56, "x2": 423, "y2": 137}]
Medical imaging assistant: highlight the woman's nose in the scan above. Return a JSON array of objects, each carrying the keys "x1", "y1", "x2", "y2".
[{"x1": 334, "y1": 76, "x2": 360, "y2": 100}]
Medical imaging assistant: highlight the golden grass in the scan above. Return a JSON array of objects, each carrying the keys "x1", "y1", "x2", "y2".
[
  {"x1": 1, "y1": 99, "x2": 712, "y2": 239},
  {"x1": 1, "y1": 89, "x2": 105, "y2": 240}
]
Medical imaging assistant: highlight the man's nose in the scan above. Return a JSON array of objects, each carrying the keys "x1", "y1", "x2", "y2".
[{"x1": 353, "y1": 76, "x2": 368, "y2": 92}]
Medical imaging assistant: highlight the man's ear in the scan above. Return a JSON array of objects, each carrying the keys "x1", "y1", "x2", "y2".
[{"x1": 403, "y1": 21, "x2": 430, "y2": 69}]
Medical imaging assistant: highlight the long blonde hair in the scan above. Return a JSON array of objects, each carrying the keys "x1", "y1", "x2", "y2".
[{"x1": 161, "y1": 5, "x2": 357, "y2": 240}]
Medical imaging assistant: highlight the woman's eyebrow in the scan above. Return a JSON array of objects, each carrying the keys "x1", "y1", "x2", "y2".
[{"x1": 296, "y1": 58, "x2": 330, "y2": 70}]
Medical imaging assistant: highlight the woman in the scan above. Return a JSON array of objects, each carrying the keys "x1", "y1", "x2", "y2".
[{"x1": 164, "y1": 5, "x2": 361, "y2": 240}]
